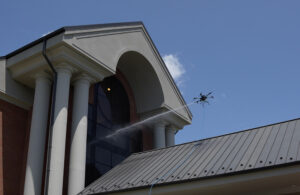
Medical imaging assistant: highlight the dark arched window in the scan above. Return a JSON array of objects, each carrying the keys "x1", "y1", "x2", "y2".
[{"x1": 85, "y1": 76, "x2": 142, "y2": 186}]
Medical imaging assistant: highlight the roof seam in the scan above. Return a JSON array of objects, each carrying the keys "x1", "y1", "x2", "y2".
[
  {"x1": 275, "y1": 123, "x2": 289, "y2": 163},
  {"x1": 264, "y1": 123, "x2": 282, "y2": 166},
  {"x1": 225, "y1": 131, "x2": 251, "y2": 173},
  {"x1": 287, "y1": 120, "x2": 298, "y2": 158},
  {"x1": 208, "y1": 133, "x2": 238, "y2": 175},
  {"x1": 246, "y1": 127, "x2": 266, "y2": 168}
]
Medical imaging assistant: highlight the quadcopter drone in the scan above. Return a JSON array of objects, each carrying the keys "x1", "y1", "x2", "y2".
[{"x1": 193, "y1": 92, "x2": 214, "y2": 105}]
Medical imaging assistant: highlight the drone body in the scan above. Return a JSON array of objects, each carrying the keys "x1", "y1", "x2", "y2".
[{"x1": 194, "y1": 92, "x2": 214, "y2": 105}]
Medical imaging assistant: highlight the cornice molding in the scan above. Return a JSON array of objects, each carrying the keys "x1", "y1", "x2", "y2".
[{"x1": 7, "y1": 43, "x2": 113, "y2": 89}]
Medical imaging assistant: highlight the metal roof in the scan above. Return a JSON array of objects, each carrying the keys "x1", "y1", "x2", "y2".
[{"x1": 80, "y1": 118, "x2": 300, "y2": 195}]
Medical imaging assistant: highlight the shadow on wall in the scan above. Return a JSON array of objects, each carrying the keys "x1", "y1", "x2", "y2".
[{"x1": 117, "y1": 51, "x2": 164, "y2": 114}]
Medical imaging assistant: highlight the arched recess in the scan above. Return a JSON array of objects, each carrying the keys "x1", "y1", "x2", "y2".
[{"x1": 116, "y1": 51, "x2": 164, "y2": 115}]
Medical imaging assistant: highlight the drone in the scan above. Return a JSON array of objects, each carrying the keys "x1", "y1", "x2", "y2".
[{"x1": 193, "y1": 92, "x2": 214, "y2": 105}]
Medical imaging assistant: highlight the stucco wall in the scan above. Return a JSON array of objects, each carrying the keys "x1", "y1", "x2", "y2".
[{"x1": 0, "y1": 59, "x2": 33, "y2": 109}]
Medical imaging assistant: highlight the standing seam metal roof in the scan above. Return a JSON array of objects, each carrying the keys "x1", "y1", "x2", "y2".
[{"x1": 80, "y1": 118, "x2": 300, "y2": 195}]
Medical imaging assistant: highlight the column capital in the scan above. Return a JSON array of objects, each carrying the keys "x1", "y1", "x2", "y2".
[
  {"x1": 153, "y1": 120, "x2": 168, "y2": 129},
  {"x1": 33, "y1": 72, "x2": 52, "y2": 84},
  {"x1": 55, "y1": 63, "x2": 76, "y2": 76},
  {"x1": 166, "y1": 125, "x2": 177, "y2": 132},
  {"x1": 72, "y1": 73, "x2": 95, "y2": 86}
]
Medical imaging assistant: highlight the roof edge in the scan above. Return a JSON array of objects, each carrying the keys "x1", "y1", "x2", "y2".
[
  {"x1": 1, "y1": 27, "x2": 66, "y2": 59},
  {"x1": 0, "y1": 21, "x2": 144, "y2": 59},
  {"x1": 64, "y1": 21, "x2": 143, "y2": 31},
  {"x1": 91, "y1": 161, "x2": 300, "y2": 195},
  {"x1": 139, "y1": 25, "x2": 193, "y2": 119}
]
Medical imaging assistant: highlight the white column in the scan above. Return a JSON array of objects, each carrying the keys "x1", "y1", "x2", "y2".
[
  {"x1": 68, "y1": 75, "x2": 91, "y2": 195},
  {"x1": 47, "y1": 66, "x2": 72, "y2": 195},
  {"x1": 165, "y1": 126, "x2": 176, "y2": 147},
  {"x1": 153, "y1": 122, "x2": 166, "y2": 149},
  {"x1": 24, "y1": 73, "x2": 51, "y2": 195}
]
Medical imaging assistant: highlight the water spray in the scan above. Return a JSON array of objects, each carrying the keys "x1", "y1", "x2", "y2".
[
  {"x1": 87, "y1": 102, "x2": 195, "y2": 145},
  {"x1": 105, "y1": 101, "x2": 195, "y2": 139},
  {"x1": 88, "y1": 91, "x2": 214, "y2": 145},
  {"x1": 148, "y1": 91, "x2": 214, "y2": 195}
]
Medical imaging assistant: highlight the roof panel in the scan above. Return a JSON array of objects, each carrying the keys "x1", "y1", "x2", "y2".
[
  {"x1": 80, "y1": 118, "x2": 300, "y2": 195},
  {"x1": 236, "y1": 127, "x2": 265, "y2": 171},
  {"x1": 276, "y1": 120, "x2": 296, "y2": 164},
  {"x1": 266, "y1": 122, "x2": 288, "y2": 166},
  {"x1": 288, "y1": 120, "x2": 300, "y2": 162},
  {"x1": 187, "y1": 136, "x2": 224, "y2": 178},
  {"x1": 215, "y1": 132, "x2": 243, "y2": 174},
  {"x1": 136, "y1": 144, "x2": 187, "y2": 185},
  {"x1": 222, "y1": 131, "x2": 250, "y2": 174},
  {"x1": 255, "y1": 124, "x2": 280, "y2": 168},
  {"x1": 229, "y1": 129, "x2": 257, "y2": 172},
  {"x1": 175, "y1": 139, "x2": 214, "y2": 181},
  {"x1": 245, "y1": 126, "x2": 272, "y2": 170},
  {"x1": 200, "y1": 134, "x2": 236, "y2": 177}
]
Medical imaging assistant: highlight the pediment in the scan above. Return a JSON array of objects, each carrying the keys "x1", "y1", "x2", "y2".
[
  {"x1": 4, "y1": 22, "x2": 192, "y2": 127},
  {"x1": 62, "y1": 23, "x2": 192, "y2": 126},
  {"x1": 64, "y1": 22, "x2": 192, "y2": 126}
]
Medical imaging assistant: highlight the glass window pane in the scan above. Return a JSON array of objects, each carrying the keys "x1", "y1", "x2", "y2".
[
  {"x1": 85, "y1": 76, "x2": 142, "y2": 186},
  {"x1": 112, "y1": 153, "x2": 125, "y2": 167},
  {"x1": 95, "y1": 147, "x2": 111, "y2": 166},
  {"x1": 95, "y1": 163, "x2": 111, "y2": 176}
]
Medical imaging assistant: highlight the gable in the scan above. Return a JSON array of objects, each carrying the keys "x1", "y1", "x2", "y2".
[{"x1": 63, "y1": 23, "x2": 192, "y2": 126}]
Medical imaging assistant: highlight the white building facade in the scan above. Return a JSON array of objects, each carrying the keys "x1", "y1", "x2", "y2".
[{"x1": 0, "y1": 22, "x2": 192, "y2": 195}]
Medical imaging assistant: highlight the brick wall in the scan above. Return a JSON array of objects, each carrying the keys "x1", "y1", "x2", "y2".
[{"x1": 0, "y1": 98, "x2": 31, "y2": 195}]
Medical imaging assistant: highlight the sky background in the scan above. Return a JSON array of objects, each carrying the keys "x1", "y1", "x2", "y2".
[{"x1": 1, "y1": 0, "x2": 300, "y2": 144}]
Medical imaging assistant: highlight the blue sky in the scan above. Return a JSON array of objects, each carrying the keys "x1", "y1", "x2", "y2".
[{"x1": 1, "y1": 0, "x2": 300, "y2": 144}]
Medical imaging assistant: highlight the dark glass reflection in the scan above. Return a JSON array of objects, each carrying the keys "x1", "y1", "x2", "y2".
[{"x1": 85, "y1": 76, "x2": 142, "y2": 186}]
